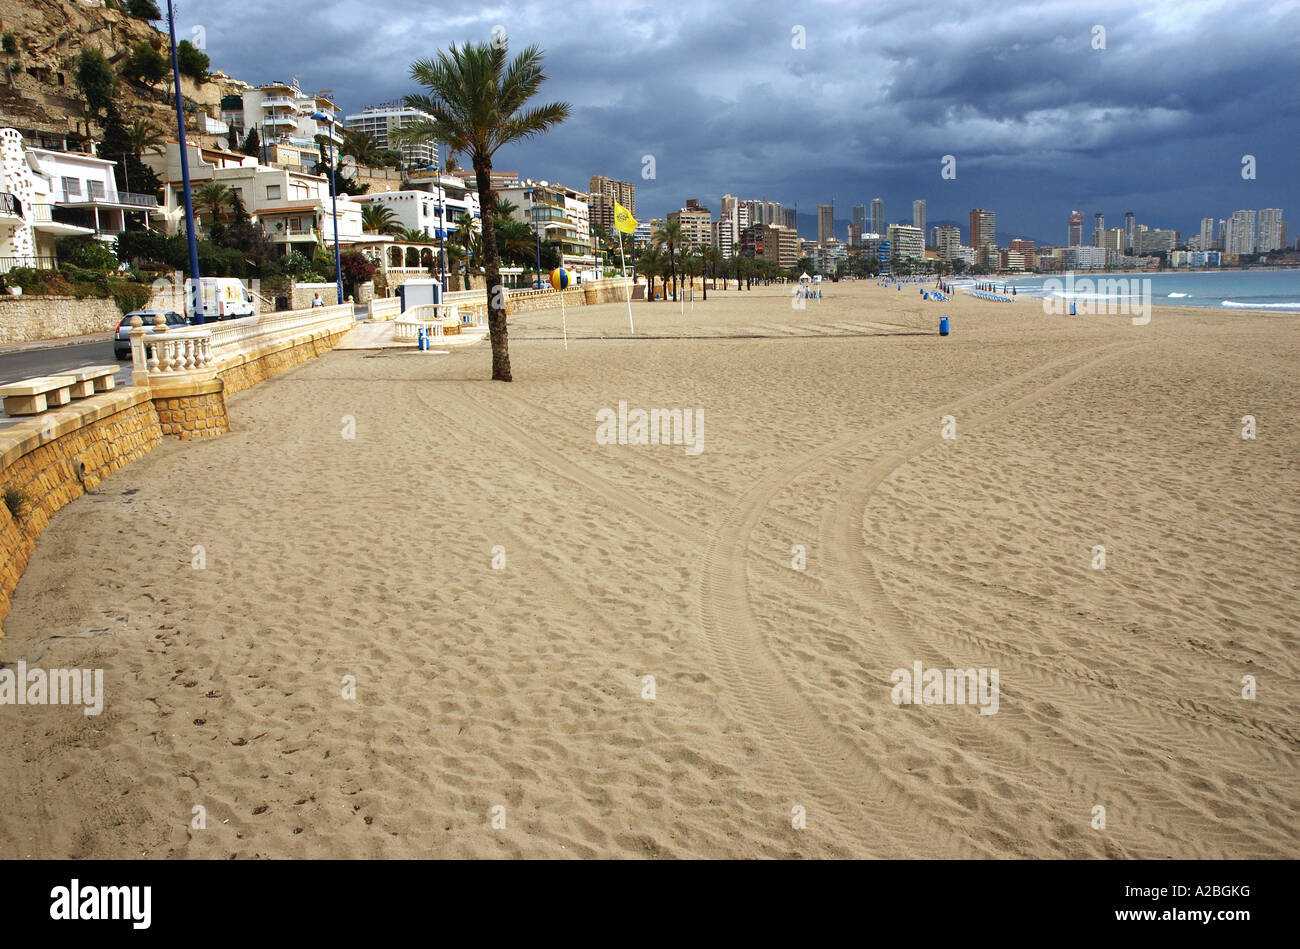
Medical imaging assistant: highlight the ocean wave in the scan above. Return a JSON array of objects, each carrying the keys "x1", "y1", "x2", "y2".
[
  {"x1": 1167, "y1": 292, "x2": 1190, "y2": 297},
  {"x1": 1220, "y1": 300, "x2": 1300, "y2": 309}
]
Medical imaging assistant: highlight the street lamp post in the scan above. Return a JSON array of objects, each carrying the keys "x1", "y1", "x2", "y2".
[
  {"x1": 311, "y1": 111, "x2": 345, "y2": 305},
  {"x1": 434, "y1": 161, "x2": 446, "y2": 293},
  {"x1": 165, "y1": 0, "x2": 203, "y2": 324}
]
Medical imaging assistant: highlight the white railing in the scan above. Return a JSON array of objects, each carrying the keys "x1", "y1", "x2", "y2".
[
  {"x1": 394, "y1": 319, "x2": 444, "y2": 342},
  {"x1": 131, "y1": 305, "x2": 354, "y2": 382},
  {"x1": 368, "y1": 297, "x2": 402, "y2": 320}
]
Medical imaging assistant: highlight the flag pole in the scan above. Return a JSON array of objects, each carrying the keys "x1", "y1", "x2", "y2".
[{"x1": 618, "y1": 229, "x2": 634, "y2": 334}]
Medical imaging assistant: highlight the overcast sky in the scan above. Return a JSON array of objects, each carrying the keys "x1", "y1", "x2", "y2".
[{"x1": 179, "y1": 0, "x2": 1299, "y2": 243}]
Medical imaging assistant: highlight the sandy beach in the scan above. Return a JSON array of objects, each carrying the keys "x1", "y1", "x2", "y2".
[{"x1": 0, "y1": 280, "x2": 1295, "y2": 859}]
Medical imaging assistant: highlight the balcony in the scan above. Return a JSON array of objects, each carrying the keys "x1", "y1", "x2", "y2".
[
  {"x1": 121, "y1": 192, "x2": 160, "y2": 208},
  {"x1": 0, "y1": 192, "x2": 21, "y2": 219},
  {"x1": 0, "y1": 256, "x2": 58, "y2": 274}
]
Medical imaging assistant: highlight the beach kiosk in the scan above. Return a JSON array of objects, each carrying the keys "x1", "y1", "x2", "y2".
[{"x1": 397, "y1": 279, "x2": 443, "y2": 313}]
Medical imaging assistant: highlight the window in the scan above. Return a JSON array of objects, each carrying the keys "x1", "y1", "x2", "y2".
[
  {"x1": 88, "y1": 180, "x2": 105, "y2": 200},
  {"x1": 266, "y1": 184, "x2": 282, "y2": 200},
  {"x1": 61, "y1": 176, "x2": 81, "y2": 198},
  {"x1": 229, "y1": 187, "x2": 243, "y2": 201}
]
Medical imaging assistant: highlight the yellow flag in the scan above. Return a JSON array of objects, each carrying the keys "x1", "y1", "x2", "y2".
[{"x1": 613, "y1": 200, "x2": 638, "y2": 235}]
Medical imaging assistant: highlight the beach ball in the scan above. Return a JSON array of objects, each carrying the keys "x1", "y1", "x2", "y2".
[{"x1": 549, "y1": 268, "x2": 571, "y2": 290}]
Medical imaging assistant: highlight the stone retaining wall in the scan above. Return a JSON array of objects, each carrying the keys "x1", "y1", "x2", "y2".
[
  {"x1": 215, "y1": 323, "x2": 355, "y2": 395},
  {"x1": 0, "y1": 295, "x2": 123, "y2": 344},
  {"x1": 0, "y1": 388, "x2": 163, "y2": 642}
]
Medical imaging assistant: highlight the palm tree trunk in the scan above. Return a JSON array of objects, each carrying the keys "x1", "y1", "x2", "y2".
[{"x1": 473, "y1": 158, "x2": 510, "y2": 381}]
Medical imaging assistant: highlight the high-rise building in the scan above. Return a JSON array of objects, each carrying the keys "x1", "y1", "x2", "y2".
[
  {"x1": 1101, "y1": 227, "x2": 1125, "y2": 251},
  {"x1": 887, "y1": 224, "x2": 924, "y2": 262},
  {"x1": 817, "y1": 203, "x2": 834, "y2": 245},
  {"x1": 783, "y1": 207, "x2": 798, "y2": 231},
  {"x1": 1258, "y1": 209, "x2": 1284, "y2": 252},
  {"x1": 935, "y1": 224, "x2": 962, "y2": 260},
  {"x1": 668, "y1": 199, "x2": 712, "y2": 248},
  {"x1": 760, "y1": 224, "x2": 798, "y2": 268},
  {"x1": 588, "y1": 174, "x2": 636, "y2": 238},
  {"x1": 712, "y1": 216, "x2": 735, "y2": 258},
  {"x1": 1226, "y1": 209, "x2": 1257, "y2": 255},
  {"x1": 912, "y1": 199, "x2": 926, "y2": 237},
  {"x1": 1199, "y1": 217, "x2": 1215, "y2": 251},
  {"x1": 870, "y1": 197, "x2": 884, "y2": 236},
  {"x1": 764, "y1": 201, "x2": 784, "y2": 227},
  {"x1": 1068, "y1": 210, "x2": 1084, "y2": 247},
  {"x1": 1124, "y1": 211, "x2": 1136, "y2": 252},
  {"x1": 1092, "y1": 212, "x2": 1105, "y2": 247},
  {"x1": 344, "y1": 101, "x2": 438, "y2": 169},
  {"x1": 969, "y1": 208, "x2": 996, "y2": 248},
  {"x1": 853, "y1": 203, "x2": 866, "y2": 236}
]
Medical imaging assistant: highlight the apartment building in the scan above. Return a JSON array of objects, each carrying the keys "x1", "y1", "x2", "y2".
[
  {"x1": 589, "y1": 174, "x2": 635, "y2": 237},
  {"x1": 498, "y1": 179, "x2": 594, "y2": 272},
  {"x1": 145, "y1": 142, "x2": 366, "y2": 252},
  {"x1": 29, "y1": 146, "x2": 162, "y2": 243},
  {"x1": 344, "y1": 102, "x2": 438, "y2": 170},
  {"x1": 668, "y1": 200, "x2": 712, "y2": 248},
  {"x1": 236, "y1": 80, "x2": 343, "y2": 156},
  {"x1": 761, "y1": 224, "x2": 798, "y2": 269},
  {"x1": 0, "y1": 128, "x2": 97, "y2": 272},
  {"x1": 886, "y1": 223, "x2": 924, "y2": 262}
]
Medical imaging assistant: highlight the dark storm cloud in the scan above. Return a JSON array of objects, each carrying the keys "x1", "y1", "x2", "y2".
[{"x1": 180, "y1": 0, "x2": 1299, "y2": 242}]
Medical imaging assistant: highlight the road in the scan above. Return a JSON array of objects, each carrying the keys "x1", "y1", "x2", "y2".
[
  {"x1": 0, "y1": 306, "x2": 369, "y2": 391},
  {"x1": 0, "y1": 339, "x2": 130, "y2": 388}
]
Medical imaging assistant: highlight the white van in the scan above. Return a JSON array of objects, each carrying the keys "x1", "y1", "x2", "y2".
[{"x1": 184, "y1": 277, "x2": 256, "y2": 321}]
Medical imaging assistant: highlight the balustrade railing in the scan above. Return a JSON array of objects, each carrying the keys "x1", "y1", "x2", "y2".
[{"x1": 131, "y1": 304, "x2": 354, "y2": 381}]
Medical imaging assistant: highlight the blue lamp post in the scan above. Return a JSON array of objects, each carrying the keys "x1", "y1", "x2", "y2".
[
  {"x1": 165, "y1": 0, "x2": 203, "y2": 323},
  {"x1": 310, "y1": 110, "x2": 344, "y2": 304}
]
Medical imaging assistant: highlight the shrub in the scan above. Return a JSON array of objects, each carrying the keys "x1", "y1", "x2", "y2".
[
  {"x1": 177, "y1": 40, "x2": 209, "y2": 83},
  {"x1": 56, "y1": 235, "x2": 119, "y2": 271},
  {"x1": 125, "y1": 0, "x2": 162, "y2": 20},
  {"x1": 120, "y1": 41, "x2": 167, "y2": 88},
  {"x1": 2, "y1": 33, "x2": 17, "y2": 54},
  {"x1": 5, "y1": 267, "x2": 74, "y2": 296},
  {"x1": 109, "y1": 279, "x2": 151, "y2": 314},
  {"x1": 75, "y1": 48, "x2": 116, "y2": 118}
]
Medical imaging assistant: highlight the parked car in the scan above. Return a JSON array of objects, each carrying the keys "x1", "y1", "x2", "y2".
[{"x1": 114, "y1": 310, "x2": 188, "y2": 361}]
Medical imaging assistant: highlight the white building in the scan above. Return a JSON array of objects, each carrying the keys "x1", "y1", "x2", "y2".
[
  {"x1": 358, "y1": 181, "x2": 480, "y2": 242},
  {"x1": 145, "y1": 142, "x2": 369, "y2": 254},
  {"x1": 1, "y1": 128, "x2": 96, "y2": 271},
  {"x1": 498, "y1": 179, "x2": 594, "y2": 273},
  {"x1": 238, "y1": 80, "x2": 343, "y2": 156},
  {"x1": 26, "y1": 145, "x2": 163, "y2": 244},
  {"x1": 344, "y1": 102, "x2": 438, "y2": 170},
  {"x1": 1061, "y1": 245, "x2": 1107, "y2": 269},
  {"x1": 1257, "y1": 208, "x2": 1284, "y2": 253},
  {"x1": 886, "y1": 223, "x2": 924, "y2": 262},
  {"x1": 1225, "y1": 209, "x2": 1257, "y2": 256}
]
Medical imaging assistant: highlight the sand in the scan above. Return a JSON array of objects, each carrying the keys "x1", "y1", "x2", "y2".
[{"x1": 0, "y1": 279, "x2": 1295, "y2": 858}]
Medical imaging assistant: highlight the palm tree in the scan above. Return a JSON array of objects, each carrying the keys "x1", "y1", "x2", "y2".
[
  {"x1": 193, "y1": 181, "x2": 231, "y2": 228},
  {"x1": 341, "y1": 129, "x2": 385, "y2": 168},
  {"x1": 126, "y1": 118, "x2": 165, "y2": 157},
  {"x1": 652, "y1": 219, "x2": 683, "y2": 302},
  {"x1": 636, "y1": 246, "x2": 661, "y2": 302},
  {"x1": 361, "y1": 202, "x2": 401, "y2": 235},
  {"x1": 701, "y1": 246, "x2": 722, "y2": 298},
  {"x1": 397, "y1": 40, "x2": 571, "y2": 381},
  {"x1": 396, "y1": 227, "x2": 431, "y2": 243}
]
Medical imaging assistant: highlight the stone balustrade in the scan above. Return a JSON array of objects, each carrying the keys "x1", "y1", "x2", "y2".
[{"x1": 130, "y1": 305, "x2": 355, "y2": 386}]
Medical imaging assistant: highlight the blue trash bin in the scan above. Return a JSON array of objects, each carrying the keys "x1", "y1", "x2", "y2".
[{"x1": 939, "y1": 316, "x2": 949, "y2": 336}]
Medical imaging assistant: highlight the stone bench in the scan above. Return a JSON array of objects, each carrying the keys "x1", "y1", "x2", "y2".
[
  {"x1": 0, "y1": 375, "x2": 77, "y2": 416},
  {"x1": 60, "y1": 365, "x2": 119, "y2": 399}
]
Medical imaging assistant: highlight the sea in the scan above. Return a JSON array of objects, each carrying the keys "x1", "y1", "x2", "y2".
[{"x1": 954, "y1": 269, "x2": 1300, "y2": 312}]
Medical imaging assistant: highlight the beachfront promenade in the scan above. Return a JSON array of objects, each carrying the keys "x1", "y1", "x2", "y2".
[{"x1": 0, "y1": 283, "x2": 1295, "y2": 859}]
